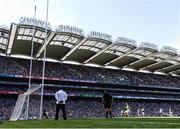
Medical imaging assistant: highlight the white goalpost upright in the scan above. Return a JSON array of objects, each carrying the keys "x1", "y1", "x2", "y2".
[
  {"x1": 39, "y1": 0, "x2": 49, "y2": 119},
  {"x1": 10, "y1": 0, "x2": 49, "y2": 121},
  {"x1": 25, "y1": 5, "x2": 37, "y2": 120}
]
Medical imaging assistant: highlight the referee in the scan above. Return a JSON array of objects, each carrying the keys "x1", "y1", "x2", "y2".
[
  {"x1": 55, "y1": 90, "x2": 68, "y2": 120},
  {"x1": 102, "y1": 91, "x2": 113, "y2": 118}
]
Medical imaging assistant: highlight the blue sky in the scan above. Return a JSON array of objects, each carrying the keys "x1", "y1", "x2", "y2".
[{"x1": 0, "y1": 0, "x2": 179, "y2": 51}]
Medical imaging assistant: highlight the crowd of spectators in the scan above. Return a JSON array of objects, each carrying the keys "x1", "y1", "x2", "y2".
[
  {"x1": 1, "y1": 97, "x2": 180, "y2": 120},
  {"x1": 0, "y1": 56, "x2": 179, "y2": 88},
  {"x1": 0, "y1": 97, "x2": 16, "y2": 120},
  {"x1": 0, "y1": 56, "x2": 180, "y2": 120}
]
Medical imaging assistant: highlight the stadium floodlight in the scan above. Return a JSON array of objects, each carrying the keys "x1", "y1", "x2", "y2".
[
  {"x1": 19, "y1": 17, "x2": 51, "y2": 30},
  {"x1": 115, "y1": 37, "x2": 137, "y2": 47},
  {"x1": 56, "y1": 25, "x2": 84, "y2": 36},
  {"x1": 87, "y1": 31, "x2": 112, "y2": 42},
  {"x1": 139, "y1": 42, "x2": 158, "y2": 51},
  {"x1": 161, "y1": 46, "x2": 178, "y2": 55}
]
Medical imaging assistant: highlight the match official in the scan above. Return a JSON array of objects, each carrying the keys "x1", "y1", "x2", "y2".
[
  {"x1": 55, "y1": 90, "x2": 67, "y2": 120},
  {"x1": 102, "y1": 91, "x2": 113, "y2": 118}
]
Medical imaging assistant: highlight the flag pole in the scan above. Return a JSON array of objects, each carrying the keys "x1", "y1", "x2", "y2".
[
  {"x1": 40, "y1": 0, "x2": 49, "y2": 119},
  {"x1": 26, "y1": 5, "x2": 36, "y2": 120}
]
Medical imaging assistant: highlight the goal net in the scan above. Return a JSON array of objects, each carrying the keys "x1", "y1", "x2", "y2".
[{"x1": 10, "y1": 85, "x2": 42, "y2": 121}]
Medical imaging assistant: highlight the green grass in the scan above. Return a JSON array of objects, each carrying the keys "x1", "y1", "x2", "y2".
[{"x1": 1, "y1": 117, "x2": 180, "y2": 128}]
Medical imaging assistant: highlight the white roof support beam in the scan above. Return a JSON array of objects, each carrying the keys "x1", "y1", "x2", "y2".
[
  {"x1": 170, "y1": 69, "x2": 180, "y2": 75},
  {"x1": 141, "y1": 62, "x2": 171, "y2": 71},
  {"x1": 140, "y1": 55, "x2": 175, "y2": 70},
  {"x1": 124, "y1": 52, "x2": 158, "y2": 68},
  {"x1": 156, "y1": 63, "x2": 180, "y2": 73},
  {"x1": 7, "y1": 24, "x2": 18, "y2": 54},
  {"x1": 35, "y1": 32, "x2": 55, "y2": 58},
  {"x1": 61, "y1": 38, "x2": 88, "y2": 61},
  {"x1": 174, "y1": 74, "x2": 180, "y2": 77},
  {"x1": 84, "y1": 44, "x2": 114, "y2": 64},
  {"x1": 105, "y1": 48, "x2": 138, "y2": 66}
]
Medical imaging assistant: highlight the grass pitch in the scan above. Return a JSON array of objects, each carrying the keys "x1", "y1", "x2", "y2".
[{"x1": 1, "y1": 117, "x2": 180, "y2": 128}]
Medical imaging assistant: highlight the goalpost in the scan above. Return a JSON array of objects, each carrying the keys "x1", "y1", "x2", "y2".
[
  {"x1": 10, "y1": 0, "x2": 49, "y2": 121},
  {"x1": 10, "y1": 85, "x2": 41, "y2": 121}
]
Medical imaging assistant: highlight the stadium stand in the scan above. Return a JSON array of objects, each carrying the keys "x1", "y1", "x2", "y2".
[
  {"x1": 0, "y1": 18, "x2": 180, "y2": 120},
  {"x1": 0, "y1": 56, "x2": 179, "y2": 88},
  {"x1": 1, "y1": 96, "x2": 180, "y2": 120}
]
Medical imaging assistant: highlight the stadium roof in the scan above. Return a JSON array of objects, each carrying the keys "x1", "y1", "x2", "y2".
[{"x1": 1, "y1": 17, "x2": 180, "y2": 76}]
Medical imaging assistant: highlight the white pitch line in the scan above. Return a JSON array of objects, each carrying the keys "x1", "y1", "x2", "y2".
[{"x1": 106, "y1": 120, "x2": 180, "y2": 125}]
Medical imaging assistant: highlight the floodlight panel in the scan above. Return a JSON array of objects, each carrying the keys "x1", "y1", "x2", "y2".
[
  {"x1": 83, "y1": 40, "x2": 98, "y2": 46},
  {"x1": 50, "y1": 33, "x2": 81, "y2": 49},
  {"x1": 27, "y1": 36, "x2": 32, "y2": 41},
  {"x1": 35, "y1": 30, "x2": 42, "y2": 37},
  {"x1": 37, "y1": 38, "x2": 43, "y2": 43},
  {"x1": 79, "y1": 46, "x2": 91, "y2": 50},
  {"x1": 24, "y1": 29, "x2": 31, "y2": 35},
  {"x1": 155, "y1": 53, "x2": 171, "y2": 59},
  {"x1": 40, "y1": 32, "x2": 46, "y2": 39},
  {"x1": 33, "y1": 37, "x2": 38, "y2": 42},
  {"x1": 61, "y1": 35, "x2": 70, "y2": 41},
  {"x1": 22, "y1": 36, "x2": 28, "y2": 40},
  {"x1": 0, "y1": 38, "x2": 7, "y2": 45},
  {"x1": 64, "y1": 43, "x2": 74, "y2": 48},
  {"x1": 0, "y1": 37, "x2": 7, "y2": 50},
  {"x1": 94, "y1": 42, "x2": 106, "y2": 48},
  {"x1": 117, "y1": 46, "x2": 130, "y2": 52},
  {"x1": 18, "y1": 28, "x2": 25, "y2": 35},
  {"x1": 133, "y1": 49, "x2": 152, "y2": 56},
  {"x1": 67, "y1": 37, "x2": 79, "y2": 43},
  {"x1": 104, "y1": 50, "x2": 123, "y2": 56},
  {"x1": 17, "y1": 36, "x2": 22, "y2": 40},
  {"x1": 111, "y1": 45, "x2": 118, "y2": 49},
  {"x1": 34, "y1": 30, "x2": 46, "y2": 39},
  {"x1": 128, "y1": 53, "x2": 143, "y2": 59},
  {"x1": 0, "y1": 44, "x2": 6, "y2": 49},
  {"x1": 53, "y1": 35, "x2": 60, "y2": 40},
  {"x1": 17, "y1": 27, "x2": 45, "y2": 44},
  {"x1": 80, "y1": 40, "x2": 108, "y2": 52},
  {"x1": 89, "y1": 47, "x2": 100, "y2": 52}
]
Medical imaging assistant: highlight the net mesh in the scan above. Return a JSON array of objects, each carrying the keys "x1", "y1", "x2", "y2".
[{"x1": 10, "y1": 85, "x2": 41, "y2": 121}]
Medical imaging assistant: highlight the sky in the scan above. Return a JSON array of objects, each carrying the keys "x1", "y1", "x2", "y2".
[{"x1": 0, "y1": 0, "x2": 180, "y2": 52}]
